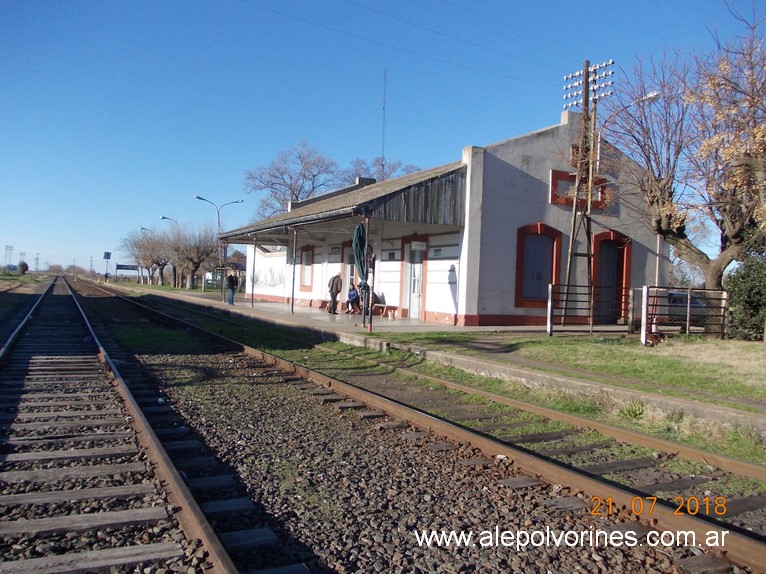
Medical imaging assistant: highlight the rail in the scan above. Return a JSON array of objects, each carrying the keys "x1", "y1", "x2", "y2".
[
  {"x1": 63, "y1": 277, "x2": 239, "y2": 574},
  {"x1": 0, "y1": 278, "x2": 55, "y2": 364}
]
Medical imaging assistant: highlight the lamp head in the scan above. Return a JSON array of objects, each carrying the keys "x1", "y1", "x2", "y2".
[{"x1": 643, "y1": 90, "x2": 661, "y2": 103}]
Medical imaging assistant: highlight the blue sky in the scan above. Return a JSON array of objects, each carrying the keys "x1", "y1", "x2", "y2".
[{"x1": 0, "y1": 0, "x2": 751, "y2": 271}]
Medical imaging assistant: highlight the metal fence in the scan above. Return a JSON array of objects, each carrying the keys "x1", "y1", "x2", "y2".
[
  {"x1": 545, "y1": 284, "x2": 729, "y2": 340},
  {"x1": 546, "y1": 284, "x2": 632, "y2": 335},
  {"x1": 639, "y1": 286, "x2": 728, "y2": 344}
]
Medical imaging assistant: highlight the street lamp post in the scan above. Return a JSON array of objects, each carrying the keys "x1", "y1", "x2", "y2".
[
  {"x1": 596, "y1": 90, "x2": 660, "y2": 173},
  {"x1": 194, "y1": 195, "x2": 244, "y2": 302},
  {"x1": 595, "y1": 90, "x2": 662, "y2": 288}
]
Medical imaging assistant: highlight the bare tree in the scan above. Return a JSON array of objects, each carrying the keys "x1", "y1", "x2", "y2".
[
  {"x1": 244, "y1": 142, "x2": 340, "y2": 219},
  {"x1": 178, "y1": 227, "x2": 216, "y2": 290},
  {"x1": 606, "y1": 14, "x2": 766, "y2": 288},
  {"x1": 164, "y1": 226, "x2": 185, "y2": 288},
  {"x1": 121, "y1": 229, "x2": 171, "y2": 285},
  {"x1": 227, "y1": 248, "x2": 246, "y2": 268},
  {"x1": 339, "y1": 156, "x2": 419, "y2": 185},
  {"x1": 122, "y1": 230, "x2": 153, "y2": 284}
]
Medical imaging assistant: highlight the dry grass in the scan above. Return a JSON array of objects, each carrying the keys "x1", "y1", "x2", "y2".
[{"x1": 652, "y1": 338, "x2": 765, "y2": 386}]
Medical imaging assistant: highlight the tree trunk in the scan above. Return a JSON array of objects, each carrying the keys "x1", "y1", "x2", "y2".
[{"x1": 662, "y1": 234, "x2": 743, "y2": 290}]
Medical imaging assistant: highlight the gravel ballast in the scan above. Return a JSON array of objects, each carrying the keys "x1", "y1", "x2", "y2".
[{"x1": 141, "y1": 352, "x2": 706, "y2": 574}]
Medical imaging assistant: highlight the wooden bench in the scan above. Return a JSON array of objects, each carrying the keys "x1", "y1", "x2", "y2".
[{"x1": 372, "y1": 303, "x2": 388, "y2": 316}]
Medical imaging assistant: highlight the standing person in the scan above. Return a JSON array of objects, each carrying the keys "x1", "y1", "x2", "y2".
[
  {"x1": 226, "y1": 273, "x2": 238, "y2": 305},
  {"x1": 328, "y1": 272, "x2": 342, "y2": 314}
]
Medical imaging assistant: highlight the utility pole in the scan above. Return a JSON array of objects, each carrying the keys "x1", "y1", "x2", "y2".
[
  {"x1": 381, "y1": 69, "x2": 387, "y2": 178},
  {"x1": 561, "y1": 60, "x2": 614, "y2": 330}
]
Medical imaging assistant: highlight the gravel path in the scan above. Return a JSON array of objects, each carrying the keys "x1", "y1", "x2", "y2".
[{"x1": 141, "y1": 352, "x2": 699, "y2": 574}]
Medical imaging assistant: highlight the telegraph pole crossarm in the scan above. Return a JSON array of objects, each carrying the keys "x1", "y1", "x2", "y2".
[{"x1": 561, "y1": 59, "x2": 614, "y2": 330}]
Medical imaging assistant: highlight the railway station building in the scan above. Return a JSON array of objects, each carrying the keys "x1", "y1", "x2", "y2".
[{"x1": 220, "y1": 111, "x2": 669, "y2": 326}]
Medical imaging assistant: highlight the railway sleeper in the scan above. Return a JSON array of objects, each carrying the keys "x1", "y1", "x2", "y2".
[
  {"x1": 0, "y1": 409, "x2": 124, "y2": 422},
  {"x1": 581, "y1": 456, "x2": 659, "y2": 475},
  {"x1": 248, "y1": 564, "x2": 312, "y2": 574},
  {"x1": 0, "y1": 399, "x2": 116, "y2": 410},
  {"x1": 0, "y1": 431, "x2": 134, "y2": 448},
  {"x1": 162, "y1": 439, "x2": 204, "y2": 453},
  {"x1": 0, "y1": 542, "x2": 184, "y2": 574},
  {"x1": 0, "y1": 506, "x2": 168, "y2": 537},
  {"x1": 8, "y1": 418, "x2": 129, "y2": 431},
  {"x1": 154, "y1": 426, "x2": 191, "y2": 439},
  {"x1": 0, "y1": 444, "x2": 137, "y2": 463},
  {"x1": 187, "y1": 474, "x2": 238, "y2": 493},
  {"x1": 218, "y1": 527, "x2": 279, "y2": 553},
  {"x1": 199, "y1": 496, "x2": 257, "y2": 516},
  {"x1": 143, "y1": 410, "x2": 182, "y2": 423},
  {"x1": 0, "y1": 483, "x2": 156, "y2": 506},
  {"x1": 174, "y1": 456, "x2": 220, "y2": 473},
  {"x1": 0, "y1": 461, "x2": 146, "y2": 483}
]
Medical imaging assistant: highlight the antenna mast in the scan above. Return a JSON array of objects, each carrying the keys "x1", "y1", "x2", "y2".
[{"x1": 381, "y1": 70, "x2": 387, "y2": 178}]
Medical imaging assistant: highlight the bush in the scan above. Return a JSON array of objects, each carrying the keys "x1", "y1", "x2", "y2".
[{"x1": 725, "y1": 251, "x2": 766, "y2": 341}]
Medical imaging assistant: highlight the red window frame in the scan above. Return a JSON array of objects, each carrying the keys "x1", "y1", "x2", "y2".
[{"x1": 550, "y1": 169, "x2": 608, "y2": 210}]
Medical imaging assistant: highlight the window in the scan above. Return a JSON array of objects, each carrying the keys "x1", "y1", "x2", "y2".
[
  {"x1": 550, "y1": 169, "x2": 607, "y2": 210},
  {"x1": 515, "y1": 223, "x2": 562, "y2": 308},
  {"x1": 300, "y1": 246, "x2": 313, "y2": 289}
]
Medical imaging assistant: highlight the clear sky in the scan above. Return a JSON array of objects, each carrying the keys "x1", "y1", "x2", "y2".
[{"x1": 0, "y1": 0, "x2": 752, "y2": 272}]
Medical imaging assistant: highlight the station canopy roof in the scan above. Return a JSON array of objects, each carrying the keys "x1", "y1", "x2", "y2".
[{"x1": 219, "y1": 162, "x2": 466, "y2": 248}]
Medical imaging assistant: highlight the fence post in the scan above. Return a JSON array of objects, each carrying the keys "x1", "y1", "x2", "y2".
[
  {"x1": 686, "y1": 287, "x2": 692, "y2": 334},
  {"x1": 640, "y1": 285, "x2": 649, "y2": 346},
  {"x1": 627, "y1": 289, "x2": 635, "y2": 334},
  {"x1": 720, "y1": 290, "x2": 728, "y2": 340},
  {"x1": 546, "y1": 284, "x2": 554, "y2": 336}
]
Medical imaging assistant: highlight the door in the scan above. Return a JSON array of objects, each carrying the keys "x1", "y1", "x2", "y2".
[
  {"x1": 405, "y1": 246, "x2": 424, "y2": 318},
  {"x1": 344, "y1": 252, "x2": 356, "y2": 291},
  {"x1": 596, "y1": 240, "x2": 619, "y2": 324},
  {"x1": 522, "y1": 235, "x2": 553, "y2": 301}
]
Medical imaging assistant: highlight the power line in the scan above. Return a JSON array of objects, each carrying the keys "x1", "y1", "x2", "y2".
[
  {"x1": 239, "y1": 0, "x2": 557, "y2": 85},
  {"x1": 343, "y1": 0, "x2": 554, "y2": 70},
  {"x1": 417, "y1": 0, "x2": 574, "y2": 57}
]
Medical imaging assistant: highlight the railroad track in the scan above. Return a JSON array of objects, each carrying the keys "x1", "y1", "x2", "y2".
[
  {"x1": 75, "y1": 280, "x2": 766, "y2": 573},
  {"x1": 0, "y1": 277, "x2": 312, "y2": 574},
  {"x1": 0, "y1": 277, "x2": 196, "y2": 572}
]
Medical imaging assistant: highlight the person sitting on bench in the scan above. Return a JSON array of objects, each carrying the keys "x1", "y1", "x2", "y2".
[{"x1": 345, "y1": 283, "x2": 361, "y2": 314}]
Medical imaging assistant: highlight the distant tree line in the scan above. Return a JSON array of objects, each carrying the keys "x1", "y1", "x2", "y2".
[{"x1": 121, "y1": 227, "x2": 219, "y2": 289}]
